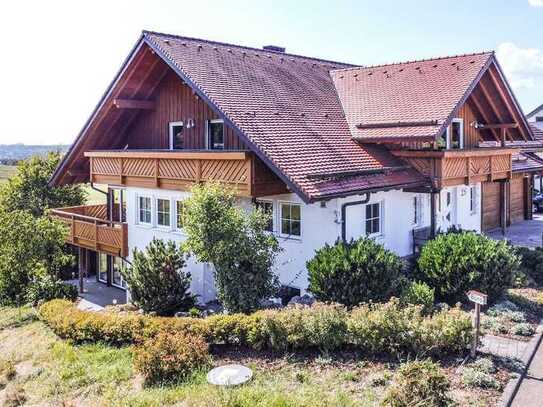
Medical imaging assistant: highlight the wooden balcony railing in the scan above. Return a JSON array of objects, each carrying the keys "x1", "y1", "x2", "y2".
[
  {"x1": 84, "y1": 150, "x2": 287, "y2": 197},
  {"x1": 50, "y1": 204, "x2": 128, "y2": 257},
  {"x1": 392, "y1": 148, "x2": 514, "y2": 189}
]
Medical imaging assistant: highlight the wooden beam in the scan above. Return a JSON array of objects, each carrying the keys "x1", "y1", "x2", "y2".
[
  {"x1": 113, "y1": 98, "x2": 156, "y2": 110},
  {"x1": 478, "y1": 79, "x2": 505, "y2": 123},
  {"x1": 487, "y1": 65, "x2": 529, "y2": 141},
  {"x1": 478, "y1": 123, "x2": 518, "y2": 129},
  {"x1": 468, "y1": 94, "x2": 501, "y2": 142}
]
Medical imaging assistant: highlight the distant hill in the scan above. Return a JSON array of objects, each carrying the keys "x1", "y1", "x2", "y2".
[{"x1": 0, "y1": 144, "x2": 69, "y2": 164}]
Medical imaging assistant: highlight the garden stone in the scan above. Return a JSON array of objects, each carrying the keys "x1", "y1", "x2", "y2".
[
  {"x1": 259, "y1": 298, "x2": 283, "y2": 309},
  {"x1": 288, "y1": 294, "x2": 315, "y2": 307},
  {"x1": 175, "y1": 311, "x2": 191, "y2": 318}
]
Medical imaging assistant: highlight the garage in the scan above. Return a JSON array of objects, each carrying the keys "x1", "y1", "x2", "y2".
[
  {"x1": 482, "y1": 181, "x2": 501, "y2": 231},
  {"x1": 509, "y1": 176, "x2": 526, "y2": 225}
]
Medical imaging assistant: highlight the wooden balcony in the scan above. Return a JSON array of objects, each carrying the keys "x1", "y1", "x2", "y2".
[
  {"x1": 50, "y1": 204, "x2": 128, "y2": 257},
  {"x1": 84, "y1": 150, "x2": 287, "y2": 197},
  {"x1": 392, "y1": 148, "x2": 514, "y2": 189}
]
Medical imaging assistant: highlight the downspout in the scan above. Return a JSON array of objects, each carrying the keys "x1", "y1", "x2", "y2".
[
  {"x1": 90, "y1": 182, "x2": 107, "y2": 196},
  {"x1": 341, "y1": 193, "x2": 371, "y2": 241}
]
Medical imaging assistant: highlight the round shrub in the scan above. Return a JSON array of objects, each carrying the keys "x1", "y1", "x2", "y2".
[
  {"x1": 133, "y1": 330, "x2": 210, "y2": 385},
  {"x1": 307, "y1": 237, "x2": 404, "y2": 307},
  {"x1": 381, "y1": 360, "x2": 452, "y2": 407},
  {"x1": 400, "y1": 281, "x2": 434, "y2": 315},
  {"x1": 516, "y1": 246, "x2": 543, "y2": 285},
  {"x1": 417, "y1": 231, "x2": 519, "y2": 304}
]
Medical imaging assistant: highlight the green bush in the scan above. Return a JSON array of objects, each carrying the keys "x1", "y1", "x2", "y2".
[
  {"x1": 307, "y1": 238, "x2": 404, "y2": 307},
  {"x1": 515, "y1": 247, "x2": 543, "y2": 285},
  {"x1": 133, "y1": 330, "x2": 210, "y2": 385},
  {"x1": 417, "y1": 231, "x2": 519, "y2": 304},
  {"x1": 400, "y1": 281, "x2": 435, "y2": 315},
  {"x1": 251, "y1": 303, "x2": 348, "y2": 352},
  {"x1": 381, "y1": 360, "x2": 452, "y2": 407},
  {"x1": 183, "y1": 183, "x2": 280, "y2": 313},
  {"x1": 0, "y1": 210, "x2": 74, "y2": 306},
  {"x1": 25, "y1": 265, "x2": 78, "y2": 305},
  {"x1": 122, "y1": 239, "x2": 196, "y2": 316},
  {"x1": 347, "y1": 298, "x2": 472, "y2": 357},
  {"x1": 39, "y1": 299, "x2": 472, "y2": 357}
]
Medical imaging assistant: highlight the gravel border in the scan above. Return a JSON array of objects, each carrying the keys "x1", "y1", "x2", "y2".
[{"x1": 498, "y1": 318, "x2": 543, "y2": 407}]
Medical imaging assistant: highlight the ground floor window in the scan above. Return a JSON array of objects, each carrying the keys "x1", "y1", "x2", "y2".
[
  {"x1": 112, "y1": 256, "x2": 127, "y2": 289},
  {"x1": 98, "y1": 252, "x2": 108, "y2": 283},
  {"x1": 365, "y1": 202, "x2": 382, "y2": 236},
  {"x1": 280, "y1": 203, "x2": 301, "y2": 237}
]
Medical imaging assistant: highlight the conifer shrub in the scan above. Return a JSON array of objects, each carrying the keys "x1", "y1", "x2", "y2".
[
  {"x1": 121, "y1": 238, "x2": 196, "y2": 316},
  {"x1": 417, "y1": 231, "x2": 519, "y2": 304},
  {"x1": 133, "y1": 330, "x2": 210, "y2": 385},
  {"x1": 515, "y1": 246, "x2": 543, "y2": 285},
  {"x1": 307, "y1": 237, "x2": 404, "y2": 307},
  {"x1": 382, "y1": 360, "x2": 452, "y2": 407}
]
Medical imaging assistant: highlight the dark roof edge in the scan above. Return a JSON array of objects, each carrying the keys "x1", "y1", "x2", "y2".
[
  {"x1": 49, "y1": 33, "x2": 147, "y2": 186},
  {"x1": 309, "y1": 179, "x2": 428, "y2": 202},
  {"x1": 142, "y1": 34, "x2": 312, "y2": 203},
  {"x1": 142, "y1": 30, "x2": 357, "y2": 68},
  {"x1": 526, "y1": 103, "x2": 543, "y2": 118}
]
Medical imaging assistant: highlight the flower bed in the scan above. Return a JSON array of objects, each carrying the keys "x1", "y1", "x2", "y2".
[{"x1": 39, "y1": 298, "x2": 472, "y2": 358}]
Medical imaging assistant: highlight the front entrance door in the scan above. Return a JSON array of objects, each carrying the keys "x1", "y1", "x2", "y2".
[{"x1": 440, "y1": 188, "x2": 457, "y2": 232}]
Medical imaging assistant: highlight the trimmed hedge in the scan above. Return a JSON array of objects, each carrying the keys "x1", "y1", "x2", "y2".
[{"x1": 39, "y1": 299, "x2": 472, "y2": 357}]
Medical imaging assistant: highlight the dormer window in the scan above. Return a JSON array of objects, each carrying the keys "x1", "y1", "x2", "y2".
[
  {"x1": 207, "y1": 119, "x2": 224, "y2": 150},
  {"x1": 169, "y1": 121, "x2": 184, "y2": 150}
]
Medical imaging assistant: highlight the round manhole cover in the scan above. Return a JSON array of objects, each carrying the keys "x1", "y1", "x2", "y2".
[{"x1": 206, "y1": 364, "x2": 253, "y2": 386}]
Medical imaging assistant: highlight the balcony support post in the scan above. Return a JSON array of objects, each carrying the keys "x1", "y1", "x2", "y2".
[
  {"x1": 78, "y1": 247, "x2": 85, "y2": 294},
  {"x1": 430, "y1": 190, "x2": 438, "y2": 238}
]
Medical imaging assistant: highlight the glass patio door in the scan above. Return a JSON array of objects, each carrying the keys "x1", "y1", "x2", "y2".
[
  {"x1": 98, "y1": 252, "x2": 108, "y2": 283},
  {"x1": 112, "y1": 256, "x2": 127, "y2": 289}
]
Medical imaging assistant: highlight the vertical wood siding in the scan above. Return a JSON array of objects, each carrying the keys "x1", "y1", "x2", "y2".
[{"x1": 122, "y1": 71, "x2": 246, "y2": 150}]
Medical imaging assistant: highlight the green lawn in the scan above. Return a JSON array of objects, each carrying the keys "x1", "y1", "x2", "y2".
[{"x1": 0, "y1": 165, "x2": 16, "y2": 184}]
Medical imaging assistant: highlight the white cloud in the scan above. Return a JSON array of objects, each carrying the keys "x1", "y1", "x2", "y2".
[
  {"x1": 529, "y1": 0, "x2": 543, "y2": 6},
  {"x1": 496, "y1": 42, "x2": 543, "y2": 89}
]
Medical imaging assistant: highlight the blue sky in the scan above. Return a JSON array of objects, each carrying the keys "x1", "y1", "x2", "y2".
[{"x1": 1, "y1": 0, "x2": 542, "y2": 144}]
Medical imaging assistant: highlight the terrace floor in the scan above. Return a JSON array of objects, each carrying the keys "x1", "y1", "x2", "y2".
[
  {"x1": 67, "y1": 278, "x2": 127, "y2": 311},
  {"x1": 486, "y1": 214, "x2": 543, "y2": 248}
]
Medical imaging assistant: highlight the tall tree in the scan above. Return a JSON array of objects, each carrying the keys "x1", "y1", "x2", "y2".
[
  {"x1": 183, "y1": 183, "x2": 280, "y2": 313},
  {"x1": 0, "y1": 152, "x2": 85, "y2": 216}
]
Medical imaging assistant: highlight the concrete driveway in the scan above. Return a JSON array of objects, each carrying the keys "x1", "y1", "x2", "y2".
[{"x1": 486, "y1": 214, "x2": 543, "y2": 248}]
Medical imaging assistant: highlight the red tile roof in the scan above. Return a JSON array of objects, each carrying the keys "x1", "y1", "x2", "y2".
[
  {"x1": 143, "y1": 31, "x2": 424, "y2": 201},
  {"x1": 331, "y1": 53, "x2": 493, "y2": 142},
  {"x1": 530, "y1": 123, "x2": 543, "y2": 140}
]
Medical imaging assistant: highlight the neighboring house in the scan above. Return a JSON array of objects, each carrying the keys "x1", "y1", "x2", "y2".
[
  {"x1": 526, "y1": 105, "x2": 543, "y2": 192},
  {"x1": 49, "y1": 31, "x2": 543, "y2": 302}
]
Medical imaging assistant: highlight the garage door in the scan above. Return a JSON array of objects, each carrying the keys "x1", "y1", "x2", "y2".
[
  {"x1": 482, "y1": 181, "x2": 500, "y2": 231},
  {"x1": 510, "y1": 177, "x2": 526, "y2": 224}
]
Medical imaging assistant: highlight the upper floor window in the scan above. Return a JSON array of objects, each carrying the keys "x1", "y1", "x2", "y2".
[
  {"x1": 175, "y1": 200, "x2": 185, "y2": 230},
  {"x1": 255, "y1": 200, "x2": 274, "y2": 232},
  {"x1": 138, "y1": 196, "x2": 152, "y2": 224},
  {"x1": 208, "y1": 120, "x2": 224, "y2": 150},
  {"x1": 536, "y1": 116, "x2": 543, "y2": 122},
  {"x1": 447, "y1": 118, "x2": 464, "y2": 149},
  {"x1": 365, "y1": 202, "x2": 382, "y2": 236},
  {"x1": 169, "y1": 121, "x2": 184, "y2": 150},
  {"x1": 157, "y1": 198, "x2": 171, "y2": 227},
  {"x1": 280, "y1": 203, "x2": 301, "y2": 237}
]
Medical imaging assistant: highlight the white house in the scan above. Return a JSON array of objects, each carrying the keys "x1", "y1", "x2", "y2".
[{"x1": 49, "y1": 31, "x2": 540, "y2": 303}]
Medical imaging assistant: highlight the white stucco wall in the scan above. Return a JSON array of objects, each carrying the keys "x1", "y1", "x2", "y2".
[{"x1": 123, "y1": 183, "x2": 481, "y2": 301}]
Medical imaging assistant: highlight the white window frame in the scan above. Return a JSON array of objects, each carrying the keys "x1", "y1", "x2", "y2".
[
  {"x1": 207, "y1": 119, "x2": 225, "y2": 150},
  {"x1": 469, "y1": 185, "x2": 478, "y2": 214},
  {"x1": 111, "y1": 256, "x2": 128, "y2": 290},
  {"x1": 137, "y1": 195, "x2": 153, "y2": 226},
  {"x1": 446, "y1": 118, "x2": 464, "y2": 149},
  {"x1": 168, "y1": 121, "x2": 184, "y2": 150},
  {"x1": 174, "y1": 199, "x2": 186, "y2": 231},
  {"x1": 364, "y1": 201, "x2": 384, "y2": 238},
  {"x1": 279, "y1": 201, "x2": 302, "y2": 239},
  {"x1": 255, "y1": 199, "x2": 275, "y2": 233},
  {"x1": 412, "y1": 195, "x2": 423, "y2": 225},
  {"x1": 156, "y1": 197, "x2": 172, "y2": 228}
]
